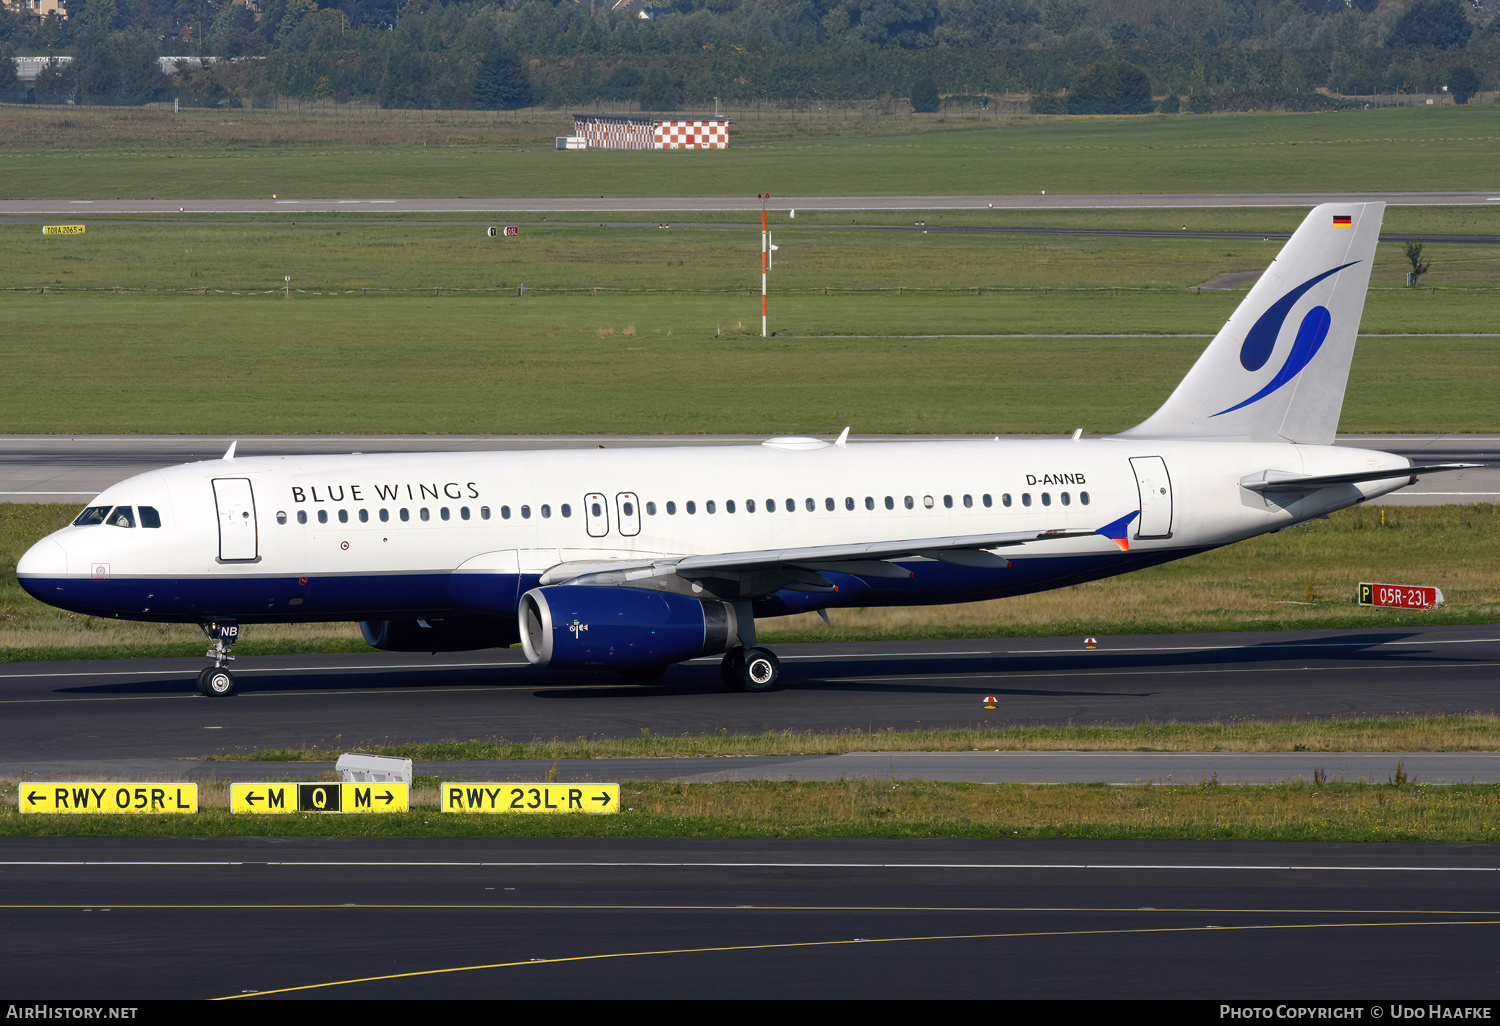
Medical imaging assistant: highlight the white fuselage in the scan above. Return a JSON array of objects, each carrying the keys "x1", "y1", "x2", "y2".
[{"x1": 17, "y1": 436, "x2": 1410, "y2": 626}]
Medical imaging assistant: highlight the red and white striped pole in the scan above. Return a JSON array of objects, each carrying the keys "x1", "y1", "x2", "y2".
[{"x1": 760, "y1": 193, "x2": 769, "y2": 337}]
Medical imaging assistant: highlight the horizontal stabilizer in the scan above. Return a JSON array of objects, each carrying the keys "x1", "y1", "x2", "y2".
[{"x1": 1239, "y1": 463, "x2": 1482, "y2": 493}]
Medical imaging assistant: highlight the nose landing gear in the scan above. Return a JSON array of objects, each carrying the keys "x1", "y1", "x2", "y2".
[{"x1": 197, "y1": 621, "x2": 240, "y2": 697}]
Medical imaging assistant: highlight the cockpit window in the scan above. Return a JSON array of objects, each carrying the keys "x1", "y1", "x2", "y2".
[
  {"x1": 139, "y1": 506, "x2": 162, "y2": 529},
  {"x1": 73, "y1": 505, "x2": 111, "y2": 526},
  {"x1": 107, "y1": 506, "x2": 136, "y2": 528}
]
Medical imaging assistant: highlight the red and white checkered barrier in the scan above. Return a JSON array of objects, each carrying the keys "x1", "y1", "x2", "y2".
[{"x1": 653, "y1": 120, "x2": 729, "y2": 150}]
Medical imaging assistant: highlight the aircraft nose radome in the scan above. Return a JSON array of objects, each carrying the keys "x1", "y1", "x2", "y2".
[{"x1": 17, "y1": 538, "x2": 66, "y2": 582}]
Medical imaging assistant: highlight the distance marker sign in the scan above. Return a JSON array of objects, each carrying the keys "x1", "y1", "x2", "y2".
[
  {"x1": 230, "y1": 782, "x2": 409, "y2": 814},
  {"x1": 442, "y1": 783, "x2": 619, "y2": 814},
  {"x1": 20, "y1": 783, "x2": 197, "y2": 814},
  {"x1": 42, "y1": 225, "x2": 85, "y2": 235}
]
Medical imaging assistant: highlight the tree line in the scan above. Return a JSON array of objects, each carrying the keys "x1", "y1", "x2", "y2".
[{"x1": 1, "y1": 0, "x2": 1495, "y2": 110}]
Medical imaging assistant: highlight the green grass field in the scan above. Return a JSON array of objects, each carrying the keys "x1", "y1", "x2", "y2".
[
  {"x1": 3, "y1": 104, "x2": 1500, "y2": 199},
  {"x1": 2, "y1": 206, "x2": 1497, "y2": 436},
  {"x1": 0, "y1": 292, "x2": 1494, "y2": 434},
  {"x1": 5, "y1": 779, "x2": 1500, "y2": 843}
]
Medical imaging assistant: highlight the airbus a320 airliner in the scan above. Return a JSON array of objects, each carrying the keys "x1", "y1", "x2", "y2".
[{"x1": 16, "y1": 202, "x2": 1475, "y2": 695}]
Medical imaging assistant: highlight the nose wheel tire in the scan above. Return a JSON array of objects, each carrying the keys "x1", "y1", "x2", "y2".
[{"x1": 198, "y1": 667, "x2": 237, "y2": 697}]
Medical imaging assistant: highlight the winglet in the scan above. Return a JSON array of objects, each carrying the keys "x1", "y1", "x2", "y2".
[
  {"x1": 835, "y1": 427, "x2": 850, "y2": 447},
  {"x1": 1096, "y1": 511, "x2": 1140, "y2": 551},
  {"x1": 223, "y1": 441, "x2": 238, "y2": 462}
]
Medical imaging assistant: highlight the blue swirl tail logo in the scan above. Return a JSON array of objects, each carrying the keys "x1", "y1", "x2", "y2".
[{"x1": 1212, "y1": 261, "x2": 1357, "y2": 418}]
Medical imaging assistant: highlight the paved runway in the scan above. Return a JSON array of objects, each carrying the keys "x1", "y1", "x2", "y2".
[
  {"x1": 2, "y1": 433, "x2": 1495, "y2": 505},
  {"x1": 4, "y1": 836, "x2": 1499, "y2": 999},
  {"x1": 3, "y1": 191, "x2": 1499, "y2": 215},
  {"x1": 1, "y1": 626, "x2": 1497, "y2": 780}
]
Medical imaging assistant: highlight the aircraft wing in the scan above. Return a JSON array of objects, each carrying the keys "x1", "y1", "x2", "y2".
[
  {"x1": 1239, "y1": 463, "x2": 1482, "y2": 493},
  {"x1": 536, "y1": 525, "x2": 1104, "y2": 595}
]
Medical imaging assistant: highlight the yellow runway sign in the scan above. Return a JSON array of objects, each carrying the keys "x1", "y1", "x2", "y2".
[
  {"x1": 442, "y1": 782, "x2": 619, "y2": 814},
  {"x1": 230, "y1": 782, "x2": 409, "y2": 814},
  {"x1": 19, "y1": 783, "x2": 197, "y2": 814},
  {"x1": 42, "y1": 225, "x2": 85, "y2": 235}
]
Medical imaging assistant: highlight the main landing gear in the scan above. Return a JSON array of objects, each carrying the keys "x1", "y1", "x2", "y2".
[
  {"x1": 719, "y1": 602, "x2": 781, "y2": 692},
  {"x1": 197, "y1": 621, "x2": 239, "y2": 697},
  {"x1": 720, "y1": 646, "x2": 781, "y2": 692}
]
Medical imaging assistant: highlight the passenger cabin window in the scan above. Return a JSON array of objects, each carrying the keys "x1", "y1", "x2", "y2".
[
  {"x1": 73, "y1": 505, "x2": 111, "y2": 527},
  {"x1": 276, "y1": 511, "x2": 288, "y2": 526},
  {"x1": 1080, "y1": 491, "x2": 1090, "y2": 506},
  {"x1": 297, "y1": 511, "x2": 308, "y2": 524},
  {"x1": 318, "y1": 510, "x2": 328, "y2": 524}
]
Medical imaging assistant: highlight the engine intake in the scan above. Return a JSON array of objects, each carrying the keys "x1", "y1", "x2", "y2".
[{"x1": 519, "y1": 585, "x2": 737, "y2": 669}]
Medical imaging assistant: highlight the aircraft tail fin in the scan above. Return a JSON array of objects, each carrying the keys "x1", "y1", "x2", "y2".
[{"x1": 1118, "y1": 201, "x2": 1385, "y2": 445}]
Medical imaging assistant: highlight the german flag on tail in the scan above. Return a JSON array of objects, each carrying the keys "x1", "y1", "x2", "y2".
[{"x1": 1333, "y1": 214, "x2": 1353, "y2": 227}]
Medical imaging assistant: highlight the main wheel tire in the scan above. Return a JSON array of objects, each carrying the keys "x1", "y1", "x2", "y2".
[
  {"x1": 720, "y1": 648, "x2": 746, "y2": 691},
  {"x1": 198, "y1": 667, "x2": 237, "y2": 697},
  {"x1": 741, "y1": 648, "x2": 781, "y2": 692}
]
